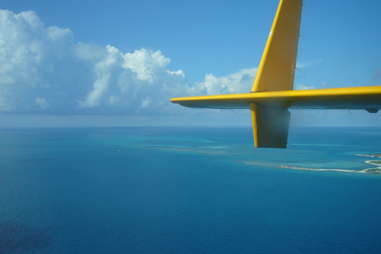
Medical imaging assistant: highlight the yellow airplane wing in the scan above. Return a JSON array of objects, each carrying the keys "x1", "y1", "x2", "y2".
[{"x1": 170, "y1": 0, "x2": 381, "y2": 148}]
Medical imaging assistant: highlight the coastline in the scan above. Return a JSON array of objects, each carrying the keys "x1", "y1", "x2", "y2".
[{"x1": 242, "y1": 153, "x2": 381, "y2": 175}]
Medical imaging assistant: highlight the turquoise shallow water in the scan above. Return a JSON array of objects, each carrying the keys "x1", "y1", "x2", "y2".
[{"x1": 0, "y1": 127, "x2": 380, "y2": 253}]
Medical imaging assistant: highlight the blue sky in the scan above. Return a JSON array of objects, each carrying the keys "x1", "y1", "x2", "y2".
[{"x1": 1, "y1": 0, "x2": 381, "y2": 126}]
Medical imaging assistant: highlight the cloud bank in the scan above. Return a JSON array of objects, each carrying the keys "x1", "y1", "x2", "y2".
[{"x1": 0, "y1": 10, "x2": 256, "y2": 115}]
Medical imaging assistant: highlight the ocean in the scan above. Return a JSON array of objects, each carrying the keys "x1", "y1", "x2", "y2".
[{"x1": 0, "y1": 127, "x2": 380, "y2": 254}]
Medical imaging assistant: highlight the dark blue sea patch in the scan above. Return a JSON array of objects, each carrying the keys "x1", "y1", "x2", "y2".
[{"x1": 0, "y1": 222, "x2": 50, "y2": 253}]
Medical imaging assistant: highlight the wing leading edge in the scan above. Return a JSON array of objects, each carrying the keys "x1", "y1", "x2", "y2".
[{"x1": 171, "y1": 86, "x2": 381, "y2": 110}]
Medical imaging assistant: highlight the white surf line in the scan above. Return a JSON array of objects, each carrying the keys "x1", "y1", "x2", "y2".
[
  {"x1": 242, "y1": 160, "x2": 381, "y2": 175},
  {"x1": 279, "y1": 165, "x2": 365, "y2": 174}
]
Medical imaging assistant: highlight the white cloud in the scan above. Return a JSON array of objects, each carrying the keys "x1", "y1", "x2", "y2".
[
  {"x1": 122, "y1": 49, "x2": 170, "y2": 82},
  {"x1": 0, "y1": 9, "x2": 257, "y2": 116},
  {"x1": 194, "y1": 68, "x2": 256, "y2": 95}
]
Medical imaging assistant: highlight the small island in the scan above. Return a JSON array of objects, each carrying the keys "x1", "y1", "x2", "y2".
[
  {"x1": 243, "y1": 156, "x2": 381, "y2": 175},
  {"x1": 361, "y1": 160, "x2": 381, "y2": 174},
  {"x1": 366, "y1": 160, "x2": 381, "y2": 166},
  {"x1": 363, "y1": 168, "x2": 381, "y2": 174},
  {"x1": 355, "y1": 153, "x2": 381, "y2": 158}
]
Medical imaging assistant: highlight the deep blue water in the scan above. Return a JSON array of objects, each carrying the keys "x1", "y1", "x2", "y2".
[{"x1": 0, "y1": 127, "x2": 381, "y2": 254}]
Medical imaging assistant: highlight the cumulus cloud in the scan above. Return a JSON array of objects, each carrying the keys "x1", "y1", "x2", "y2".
[
  {"x1": 0, "y1": 9, "x2": 256, "y2": 115},
  {"x1": 194, "y1": 68, "x2": 256, "y2": 95}
]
